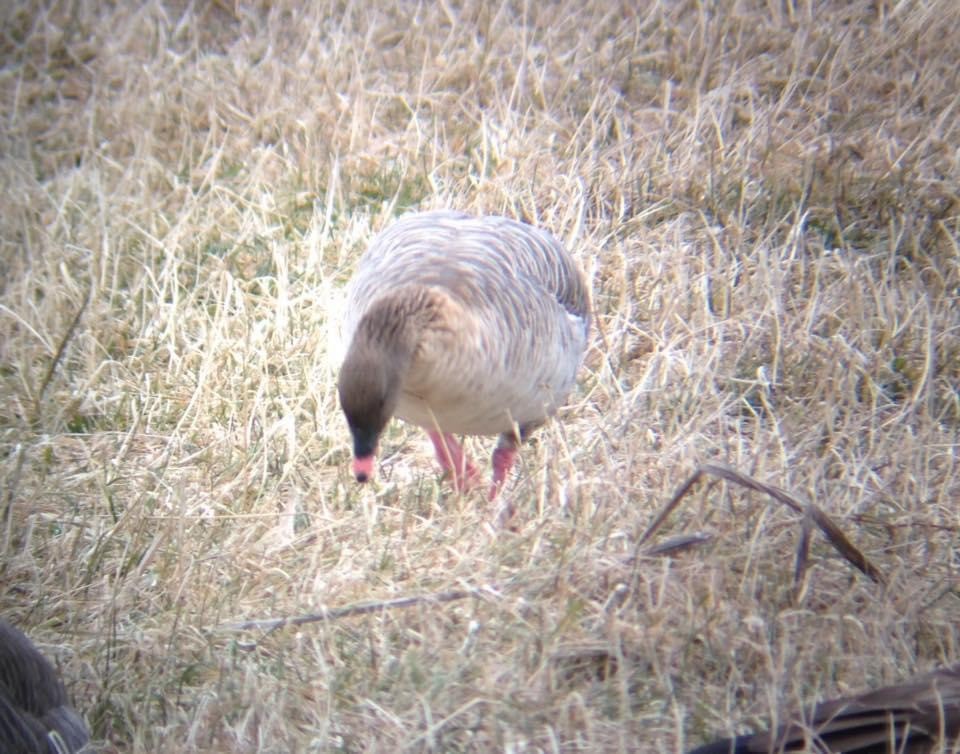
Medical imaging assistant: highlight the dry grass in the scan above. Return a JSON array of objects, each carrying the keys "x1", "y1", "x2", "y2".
[{"x1": 1, "y1": 0, "x2": 959, "y2": 751}]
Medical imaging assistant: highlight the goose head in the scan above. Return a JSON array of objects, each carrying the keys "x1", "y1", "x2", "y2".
[{"x1": 337, "y1": 335, "x2": 407, "y2": 483}]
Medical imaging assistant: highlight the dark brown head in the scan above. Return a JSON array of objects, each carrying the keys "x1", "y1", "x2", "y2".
[
  {"x1": 338, "y1": 288, "x2": 435, "y2": 483},
  {"x1": 337, "y1": 337, "x2": 404, "y2": 483}
]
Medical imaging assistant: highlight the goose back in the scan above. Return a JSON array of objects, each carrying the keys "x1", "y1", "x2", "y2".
[
  {"x1": 0, "y1": 619, "x2": 89, "y2": 754},
  {"x1": 342, "y1": 210, "x2": 590, "y2": 436},
  {"x1": 689, "y1": 663, "x2": 960, "y2": 754}
]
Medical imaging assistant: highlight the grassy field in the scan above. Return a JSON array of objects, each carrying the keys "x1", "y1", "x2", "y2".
[{"x1": 2, "y1": 0, "x2": 959, "y2": 751}]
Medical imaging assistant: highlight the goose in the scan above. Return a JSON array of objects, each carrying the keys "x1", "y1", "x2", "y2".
[
  {"x1": 0, "y1": 619, "x2": 90, "y2": 754},
  {"x1": 688, "y1": 663, "x2": 960, "y2": 754},
  {"x1": 337, "y1": 210, "x2": 590, "y2": 500}
]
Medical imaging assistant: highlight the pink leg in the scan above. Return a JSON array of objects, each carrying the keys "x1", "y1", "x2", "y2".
[
  {"x1": 427, "y1": 431, "x2": 480, "y2": 492},
  {"x1": 489, "y1": 441, "x2": 518, "y2": 501}
]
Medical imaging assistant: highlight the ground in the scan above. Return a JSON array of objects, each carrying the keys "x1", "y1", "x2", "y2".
[{"x1": 1, "y1": 0, "x2": 958, "y2": 751}]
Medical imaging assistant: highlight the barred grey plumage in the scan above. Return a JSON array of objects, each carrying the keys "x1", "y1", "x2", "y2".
[
  {"x1": 337, "y1": 210, "x2": 590, "y2": 499},
  {"x1": 0, "y1": 619, "x2": 90, "y2": 754},
  {"x1": 688, "y1": 663, "x2": 960, "y2": 754}
]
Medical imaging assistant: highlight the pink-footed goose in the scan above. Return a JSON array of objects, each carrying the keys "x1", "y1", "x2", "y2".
[
  {"x1": 337, "y1": 210, "x2": 590, "y2": 499},
  {"x1": 0, "y1": 619, "x2": 90, "y2": 754},
  {"x1": 688, "y1": 662, "x2": 960, "y2": 754}
]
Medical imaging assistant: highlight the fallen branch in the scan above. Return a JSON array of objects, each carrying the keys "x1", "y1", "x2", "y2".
[
  {"x1": 222, "y1": 585, "x2": 498, "y2": 632},
  {"x1": 639, "y1": 463, "x2": 885, "y2": 588},
  {"x1": 642, "y1": 532, "x2": 714, "y2": 557}
]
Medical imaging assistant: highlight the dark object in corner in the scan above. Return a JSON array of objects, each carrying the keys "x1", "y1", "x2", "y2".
[
  {"x1": 689, "y1": 663, "x2": 960, "y2": 754},
  {"x1": 0, "y1": 619, "x2": 90, "y2": 753}
]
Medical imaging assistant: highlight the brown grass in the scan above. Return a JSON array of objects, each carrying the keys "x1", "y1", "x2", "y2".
[{"x1": 1, "y1": 0, "x2": 959, "y2": 751}]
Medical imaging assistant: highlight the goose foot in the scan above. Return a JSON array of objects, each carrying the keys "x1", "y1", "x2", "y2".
[{"x1": 493, "y1": 493, "x2": 519, "y2": 530}]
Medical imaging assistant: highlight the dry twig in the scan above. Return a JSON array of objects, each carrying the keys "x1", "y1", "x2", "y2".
[
  {"x1": 223, "y1": 586, "x2": 498, "y2": 632},
  {"x1": 639, "y1": 463, "x2": 885, "y2": 587}
]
